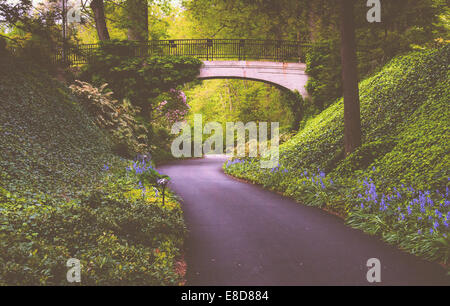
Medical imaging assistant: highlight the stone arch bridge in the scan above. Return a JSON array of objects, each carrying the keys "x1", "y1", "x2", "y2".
[{"x1": 58, "y1": 39, "x2": 311, "y2": 97}]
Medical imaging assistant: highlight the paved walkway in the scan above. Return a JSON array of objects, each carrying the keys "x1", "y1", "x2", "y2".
[{"x1": 159, "y1": 155, "x2": 449, "y2": 285}]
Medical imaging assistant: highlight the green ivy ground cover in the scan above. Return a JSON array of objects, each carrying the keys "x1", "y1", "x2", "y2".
[
  {"x1": 0, "y1": 58, "x2": 187, "y2": 285},
  {"x1": 224, "y1": 45, "x2": 450, "y2": 267}
]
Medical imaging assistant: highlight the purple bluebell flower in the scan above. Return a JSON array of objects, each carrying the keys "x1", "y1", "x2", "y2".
[{"x1": 420, "y1": 203, "x2": 426, "y2": 213}]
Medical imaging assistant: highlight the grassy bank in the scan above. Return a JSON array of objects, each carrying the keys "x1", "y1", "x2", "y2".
[{"x1": 0, "y1": 58, "x2": 186, "y2": 285}]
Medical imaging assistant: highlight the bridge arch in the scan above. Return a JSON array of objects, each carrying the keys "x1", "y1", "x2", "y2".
[{"x1": 198, "y1": 61, "x2": 308, "y2": 97}]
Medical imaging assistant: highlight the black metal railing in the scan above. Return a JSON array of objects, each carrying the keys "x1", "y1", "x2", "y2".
[{"x1": 54, "y1": 39, "x2": 312, "y2": 65}]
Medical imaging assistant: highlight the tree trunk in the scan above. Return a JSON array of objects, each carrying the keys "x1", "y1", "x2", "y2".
[
  {"x1": 126, "y1": 0, "x2": 149, "y2": 42},
  {"x1": 307, "y1": 1, "x2": 319, "y2": 42},
  {"x1": 90, "y1": 0, "x2": 110, "y2": 41},
  {"x1": 340, "y1": 0, "x2": 361, "y2": 155},
  {"x1": 297, "y1": 31, "x2": 302, "y2": 62}
]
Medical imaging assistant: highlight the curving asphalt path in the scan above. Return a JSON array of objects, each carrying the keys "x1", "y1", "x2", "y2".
[{"x1": 159, "y1": 155, "x2": 449, "y2": 286}]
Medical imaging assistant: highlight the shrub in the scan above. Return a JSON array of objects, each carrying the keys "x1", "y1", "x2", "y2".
[
  {"x1": 0, "y1": 160, "x2": 187, "y2": 285},
  {"x1": 81, "y1": 40, "x2": 202, "y2": 119},
  {"x1": 69, "y1": 81, "x2": 149, "y2": 157}
]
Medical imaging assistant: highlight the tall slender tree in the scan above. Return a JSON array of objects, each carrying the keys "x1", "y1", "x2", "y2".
[
  {"x1": 126, "y1": 0, "x2": 148, "y2": 41},
  {"x1": 340, "y1": 0, "x2": 361, "y2": 155},
  {"x1": 90, "y1": 0, "x2": 110, "y2": 41}
]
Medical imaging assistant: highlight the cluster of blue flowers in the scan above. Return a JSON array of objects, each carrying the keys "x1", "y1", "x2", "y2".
[
  {"x1": 127, "y1": 160, "x2": 160, "y2": 198},
  {"x1": 226, "y1": 158, "x2": 247, "y2": 167},
  {"x1": 103, "y1": 157, "x2": 162, "y2": 199},
  {"x1": 300, "y1": 169, "x2": 333, "y2": 190},
  {"x1": 126, "y1": 160, "x2": 158, "y2": 175},
  {"x1": 269, "y1": 164, "x2": 289, "y2": 174},
  {"x1": 357, "y1": 178, "x2": 450, "y2": 236}
]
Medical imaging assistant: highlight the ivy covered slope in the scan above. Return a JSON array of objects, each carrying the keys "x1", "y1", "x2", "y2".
[
  {"x1": 225, "y1": 45, "x2": 450, "y2": 266},
  {"x1": 0, "y1": 58, "x2": 186, "y2": 285}
]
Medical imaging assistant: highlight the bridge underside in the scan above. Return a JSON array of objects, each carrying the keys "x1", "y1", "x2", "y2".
[{"x1": 198, "y1": 61, "x2": 308, "y2": 97}]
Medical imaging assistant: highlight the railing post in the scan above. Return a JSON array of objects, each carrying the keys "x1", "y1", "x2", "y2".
[
  {"x1": 298, "y1": 42, "x2": 302, "y2": 63},
  {"x1": 238, "y1": 40, "x2": 240, "y2": 61},
  {"x1": 207, "y1": 39, "x2": 213, "y2": 61},
  {"x1": 275, "y1": 40, "x2": 280, "y2": 62},
  {"x1": 296, "y1": 32, "x2": 302, "y2": 63},
  {"x1": 239, "y1": 40, "x2": 245, "y2": 61}
]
